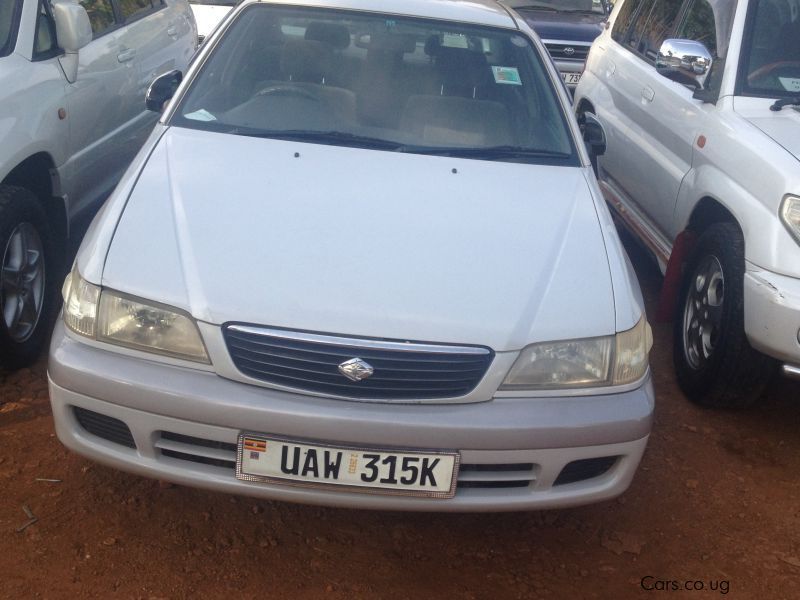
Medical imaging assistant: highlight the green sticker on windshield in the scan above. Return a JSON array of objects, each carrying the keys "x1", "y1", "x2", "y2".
[{"x1": 492, "y1": 66, "x2": 522, "y2": 85}]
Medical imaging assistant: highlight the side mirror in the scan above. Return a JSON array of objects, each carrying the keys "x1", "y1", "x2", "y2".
[
  {"x1": 146, "y1": 70, "x2": 183, "y2": 112},
  {"x1": 580, "y1": 112, "x2": 606, "y2": 157},
  {"x1": 52, "y1": 0, "x2": 92, "y2": 83},
  {"x1": 52, "y1": 0, "x2": 92, "y2": 53},
  {"x1": 656, "y1": 39, "x2": 712, "y2": 89}
]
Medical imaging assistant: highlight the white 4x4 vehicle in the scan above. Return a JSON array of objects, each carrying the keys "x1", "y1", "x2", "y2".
[
  {"x1": 0, "y1": 0, "x2": 195, "y2": 368},
  {"x1": 574, "y1": 0, "x2": 800, "y2": 406}
]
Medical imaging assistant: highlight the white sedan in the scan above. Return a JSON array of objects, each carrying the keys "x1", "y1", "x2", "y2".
[{"x1": 49, "y1": 0, "x2": 654, "y2": 511}]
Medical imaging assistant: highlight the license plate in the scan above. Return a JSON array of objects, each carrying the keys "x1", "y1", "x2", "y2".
[
  {"x1": 236, "y1": 434, "x2": 459, "y2": 498},
  {"x1": 561, "y1": 72, "x2": 582, "y2": 85}
]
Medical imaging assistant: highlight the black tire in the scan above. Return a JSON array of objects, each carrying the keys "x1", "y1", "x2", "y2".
[
  {"x1": 0, "y1": 185, "x2": 60, "y2": 369},
  {"x1": 673, "y1": 222, "x2": 776, "y2": 407}
]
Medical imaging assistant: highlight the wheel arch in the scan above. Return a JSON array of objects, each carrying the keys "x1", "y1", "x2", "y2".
[
  {"x1": 2, "y1": 152, "x2": 68, "y2": 243},
  {"x1": 656, "y1": 197, "x2": 743, "y2": 322}
]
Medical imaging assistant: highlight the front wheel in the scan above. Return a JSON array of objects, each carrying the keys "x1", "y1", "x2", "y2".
[
  {"x1": 673, "y1": 222, "x2": 775, "y2": 407},
  {"x1": 0, "y1": 186, "x2": 58, "y2": 369}
]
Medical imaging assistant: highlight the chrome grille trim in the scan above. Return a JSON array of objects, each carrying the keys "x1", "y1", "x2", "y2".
[
  {"x1": 226, "y1": 325, "x2": 491, "y2": 355},
  {"x1": 223, "y1": 325, "x2": 494, "y2": 400}
]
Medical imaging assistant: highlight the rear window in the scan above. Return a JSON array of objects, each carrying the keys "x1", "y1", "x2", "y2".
[
  {"x1": 0, "y1": 0, "x2": 22, "y2": 58},
  {"x1": 172, "y1": 5, "x2": 578, "y2": 165}
]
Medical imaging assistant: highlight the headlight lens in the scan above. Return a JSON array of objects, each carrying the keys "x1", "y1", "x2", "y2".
[
  {"x1": 780, "y1": 195, "x2": 800, "y2": 245},
  {"x1": 62, "y1": 268, "x2": 208, "y2": 363},
  {"x1": 500, "y1": 317, "x2": 651, "y2": 390},
  {"x1": 63, "y1": 269, "x2": 100, "y2": 338}
]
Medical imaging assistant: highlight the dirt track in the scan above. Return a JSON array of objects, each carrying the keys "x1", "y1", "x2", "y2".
[{"x1": 1, "y1": 243, "x2": 799, "y2": 599}]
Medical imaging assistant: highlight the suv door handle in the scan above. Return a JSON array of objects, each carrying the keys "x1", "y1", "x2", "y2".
[
  {"x1": 167, "y1": 25, "x2": 178, "y2": 36},
  {"x1": 641, "y1": 86, "x2": 655, "y2": 102},
  {"x1": 117, "y1": 48, "x2": 136, "y2": 63}
]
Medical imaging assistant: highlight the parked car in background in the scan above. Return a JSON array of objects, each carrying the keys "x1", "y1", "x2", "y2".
[
  {"x1": 189, "y1": 0, "x2": 235, "y2": 43},
  {"x1": 574, "y1": 0, "x2": 800, "y2": 407},
  {"x1": 49, "y1": 0, "x2": 654, "y2": 512},
  {"x1": 0, "y1": 0, "x2": 196, "y2": 369},
  {"x1": 503, "y1": 0, "x2": 612, "y2": 90}
]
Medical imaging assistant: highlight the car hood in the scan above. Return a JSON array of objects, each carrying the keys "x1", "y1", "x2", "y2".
[
  {"x1": 102, "y1": 127, "x2": 616, "y2": 352},
  {"x1": 515, "y1": 9, "x2": 605, "y2": 43},
  {"x1": 739, "y1": 107, "x2": 800, "y2": 162}
]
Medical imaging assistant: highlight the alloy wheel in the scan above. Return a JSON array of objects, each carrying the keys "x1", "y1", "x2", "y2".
[
  {"x1": 682, "y1": 255, "x2": 724, "y2": 370},
  {"x1": 1, "y1": 222, "x2": 46, "y2": 343}
]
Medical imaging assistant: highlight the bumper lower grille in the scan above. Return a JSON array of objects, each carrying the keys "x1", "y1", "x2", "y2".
[
  {"x1": 223, "y1": 325, "x2": 494, "y2": 400},
  {"x1": 156, "y1": 431, "x2": 237, "y2": 469},
  {"x1": 73, "y1": 407, "x2": 136, "y2": 449},
  {"x1": 554, "y1": 456, "x2": 618, "y2": 485},
  {"x1": 457, "y1": 462, "x2": 536, "y2": 489}
]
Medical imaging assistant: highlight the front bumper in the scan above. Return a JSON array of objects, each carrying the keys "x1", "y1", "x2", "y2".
[
  {"x1": 744, "y1": 265, "x2": 800, "y2": 369},
  {"x1": 48, "y1": 321, "x2": 653, "y2": 512}
]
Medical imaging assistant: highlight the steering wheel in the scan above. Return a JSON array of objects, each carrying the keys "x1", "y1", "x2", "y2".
[
  {"x1": 255, "y1": 84, "x2": 321, "y2": 101},
  {"x1": 747, "y1": 61, "x2": 800, "y2": 85}
]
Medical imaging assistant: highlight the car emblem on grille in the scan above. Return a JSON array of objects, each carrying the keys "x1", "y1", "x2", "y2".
[
  {"x1": 338, "y1": 358, "x2": 374, "y2": 382},
  {"x1": 564, "y1": 46, "x2": 575, "y2": 56}
]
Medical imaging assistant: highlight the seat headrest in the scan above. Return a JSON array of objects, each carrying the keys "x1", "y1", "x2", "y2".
[
  {"x1": 281, "y1": 39, "x2": 331, "y2": 83},
  {"x1": 304, "y1": 22, "x2": 351, "y2": 50},
  {"x1": 369, "y1": 32, "x2": 417, "y2": 54}
]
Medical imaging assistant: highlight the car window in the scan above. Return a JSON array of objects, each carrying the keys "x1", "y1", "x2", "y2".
[
  {"x1": 677, "y1": 0, "x2": 717, "y2": 56},
  {"x1": 33, "y1": 1, "x2": 58, "y2": 59},
  {"x1": 80, "y1": 0, "x2": 117, "y2": 35},
  {"x1": 629, "y1": 0, "x2": 684, "y2": 61},
  {"x1": 172, "y1": 5, "x2": 578, "y2": 166},
  {"x1": 611, "y1": 0, "x2": 648, "y2": 43},
  {"x1": 118, "y1": 0, "x2": 161, "y2": 21},
  {"x1": 0, "y1": 0, "x2": 22, "y2": 58},
  {"x1": 739, "y1": 0, "x2": 800, "y2": 96}
]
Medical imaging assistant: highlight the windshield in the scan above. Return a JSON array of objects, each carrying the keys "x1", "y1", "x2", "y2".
[
  {"x1": 738, "y1": 0, "x2": 800, "y2": 97},
  {"x1": 172, "y1": 5, "x2": 577, "y2": 165},
  {"x1": 503, "y1": 0, "x2": 607, "y2": 15},
  {"x1": 0, "y1": 0, "x2": 21, "y2": 58}
]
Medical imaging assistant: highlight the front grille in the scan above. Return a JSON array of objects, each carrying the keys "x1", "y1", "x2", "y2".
[
  {"x1": 545, "y1": 42, "x2": 590, "y2": 61},
  {"x1": 156, "y1": 431, "x2": 237, "y2": 469},
  {"x1": 224, "y1": 325, "x2": 494, "y2": 400},
  {"x1": 73, "y1": 407, "x2": 136, "y2": 449},
  {"x1": 554, "y1": 456, "x2": 618, "y2": 485},
  {"x1": 457, "y1": 462, "x2": 536, "y2": 489}
]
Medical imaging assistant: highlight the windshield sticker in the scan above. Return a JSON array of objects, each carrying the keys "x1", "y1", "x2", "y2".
[
  {"x1": 184, "y1": 109, "x2": 217, "y2": 122},
  {"x1": 778, "y1": 77, "x2": 800, "y2": 93},
  {"x1": 492, "y1": 66, "x2": 522, "y2": 85},
  {"x1": 442, "y1": 33, "x2": 469, "y2": 48}
]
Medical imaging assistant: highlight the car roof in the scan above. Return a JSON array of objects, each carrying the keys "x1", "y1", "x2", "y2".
[{"x1": 242, "y1": 0, "x2": 519, "y2": 29}]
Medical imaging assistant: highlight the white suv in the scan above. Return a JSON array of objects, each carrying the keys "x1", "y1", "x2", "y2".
[
  {"x1": 0, "y1": 0, "x2": 196, "y2": 368},
  {"x1": 574, "y1": 0, "x2": 800, "y2": 406}
]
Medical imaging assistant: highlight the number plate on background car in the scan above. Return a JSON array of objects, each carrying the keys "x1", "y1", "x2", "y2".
[
  {"x1": 236, "y1": 434, "x2": 459, "y2": 498},
  {"x1": 561, "y1": 72, "x2": 582, "y2": 84}
]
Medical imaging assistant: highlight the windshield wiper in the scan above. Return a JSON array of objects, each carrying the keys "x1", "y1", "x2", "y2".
[
  {"x1": 398, "y1": 144, "x2": 572, "y2": 160},
  {"x1": 770, "y1": 94, "x2": 800, "y2": 112},
  {"x1": 231, "y1": 129, "x2": 403, "y2": 150}
]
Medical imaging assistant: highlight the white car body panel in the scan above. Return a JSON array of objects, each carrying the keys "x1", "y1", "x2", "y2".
[
  {"x1": 100, "y1": 127, "x2": 617, "y2": 351},
  {"x1": 574, "y1": 0, "x2": 800, "y2": 367},
  {"x1": 0, "y1": 0, "x2": 196, "y2": 220}
]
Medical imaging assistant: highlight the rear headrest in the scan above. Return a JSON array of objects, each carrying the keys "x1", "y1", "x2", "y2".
[
  {"x1": 281, "y1": 39, "x2": 331, "y2": 83},
  {"x1": 369, "y1": 32, "x2": 417, "y2": 54},
  {"x1": 304, "y1": 22, "x2": 350, "y2": 50}
]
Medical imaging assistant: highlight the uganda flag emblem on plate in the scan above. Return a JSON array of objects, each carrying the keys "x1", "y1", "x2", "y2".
[{"x1": 244, "y1": 437, "x2": 267, "y2": 453}]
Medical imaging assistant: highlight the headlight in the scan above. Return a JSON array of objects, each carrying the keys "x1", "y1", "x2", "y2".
[
  {"x1": 63, "y1": 268, "x2": 209, "y2": 363},
  {"x1": 500, "y1": 317, "x2": 652, "y2": 390},
  {"x1": 780, "y1": 195, "x2": 800, "y2": 245}
]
